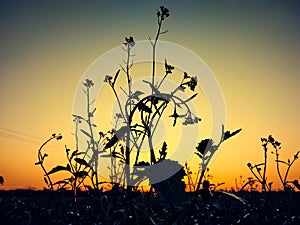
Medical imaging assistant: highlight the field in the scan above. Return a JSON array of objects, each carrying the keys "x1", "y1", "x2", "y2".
[{"x1": 1, "y1": 189, "x2": 299, "y2": 225}]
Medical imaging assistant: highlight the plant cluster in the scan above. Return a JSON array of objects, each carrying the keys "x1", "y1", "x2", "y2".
[
  {"x1": 247, "y1": 135, "x2": 299, "y2": 191},
  {"x1": 31, "y1": 5, "x2": 300, "y2": 225}
]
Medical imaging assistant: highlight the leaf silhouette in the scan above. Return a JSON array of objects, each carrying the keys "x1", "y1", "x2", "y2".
[
  {"x1": 45, "y1": 165, "x2": 71, "y2": 176},
  {"x1": 120, "y1": 145, "x2": 124, "y2": 155},
  {"x1": 104, "y1": 75, "x2": 113, "y2": 83},
  {"x1": 70, "y1": 150, "x2": 78, "y2": 160},
  {"x1": 183, "y1": 93, "x2": 197, "y2": 103},
  {"x1": 223, "y1": 128, "x2": 242, "y2": 141},
  {"x1": 42, "y1": 153, "x2": 48, "y2": 160},
  {"x1": 293, "y1": 180, "x2": 300, "y2": 190},
  {"x1": 131, "y1": 90, "x2": 144, "y2": 100},
  {"x1": 165, "y1": 59, "x2": 174, "y2": 74},
  {"x1": 105, "y1": 126, "x2": 129, "y2": 149},
  {"x1": 74, "y1": 158, "x2": 90, "y2": 167},
  {"x1": 111, "y1": 151, "x2": 126, "y2": 161},
  {"x1": 195, "y1": 139, "x2": 213, "y2": 157},
  {"x1": 80, "y1": 129, "x2": 92, "y2": 139},
  {"x1": 195, "y1": 152, "x2": 203, "y2": 159},
  {"x1": 137, "y1": 102, "x2": 152, "y2": 113},
  {"x1": 72, "y1": 114, "x2": 84, "y2": 121},
  {"x1": 159, "y1": 141, "x2": 167, "y2": 160},
  {"x1": 89, "y1": 108, "x2": 96, "y2": 117},
  {"x1": 255, "y1": 163, "x2": 265, "y2": 167},
  {"x1": 169, "y1": 108, "x2": 180, "y2": 126},
  {"x1": 112, "y1": 69, "x2": 120, "y2": 87},
  {"x1": 74, "y1": 171, "x2": 88, "y2": 178},
  {"x1": 183, "y1": 72, "x2": 190, "y2": 79},
  {"x1": 44, "y1": 177, "x2": 49, "y2": 185}
]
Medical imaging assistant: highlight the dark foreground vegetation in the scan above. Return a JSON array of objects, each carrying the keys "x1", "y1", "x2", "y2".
[{"x1": 1, "y1": 189, "x2": 299, "y2": 225}]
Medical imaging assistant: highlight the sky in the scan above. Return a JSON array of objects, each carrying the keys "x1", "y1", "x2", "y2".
[{"x1": 0, "y1": 0, "x2": 299, "y2": 190}]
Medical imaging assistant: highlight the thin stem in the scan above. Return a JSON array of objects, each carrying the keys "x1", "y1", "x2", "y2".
[
  {"x1": 248, "y1": 168, "x2": 265, "y2": 189},
  {"x1": 126, "y1": 45, "x2": 132, "y2": 100},
  {"x1": 125, "y1": 131, "x2": 131, "y2": 188},
  {"x1": 134, "y1": 128, "x2": 148, "y2": 165},
  {"x1": 151, "y1": 18, "x2": 163, "y2": 88},
  {"x1": 262, "y1": 147, "x2": 267, "y2": 191},
  {"x1": 194, "y1": 167, "x2": 200, "y2": 191},
  {"x1": 275, "y1": 146, "x2": 285, "y2": 186},
  {"x1": 74, "y1": 120, "x2": 79, "y2": 151},
  {"x1": 240, "y1": 179, "x2": 258, "y2": 191},
  {"x1": 283, "y1": 156, "x2": 297, "y2": 188},
  {"x1": 255, "y1": 166, "x2": 264, "y2": 181},
  {"x1": 157, "y1": 71, "x2": 168, "y2": 89},
  {"x1": 86, "y1": 86, "x2": 99, "y2": 188},
  {"x1": 111, "y1": 85, "x2": 127, "y2": 125},
  {"x1": 125, "y1": 44, "x2": 133, "y2": 188},
  {"x1": 149, "y1": 100, "x2": 169, "y2": 139},
  {"x1": 37, "y1": 136, "x2": 56, "y2": 190}
]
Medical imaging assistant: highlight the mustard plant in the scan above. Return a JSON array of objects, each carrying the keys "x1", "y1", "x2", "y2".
[{"x1": 247, "y1": 135, "x2": 299, "y2": 191}]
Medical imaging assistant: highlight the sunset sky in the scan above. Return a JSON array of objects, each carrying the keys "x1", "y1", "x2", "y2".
[{"x1": 1, "y1": 0, "x2": 299, "y2": 190}]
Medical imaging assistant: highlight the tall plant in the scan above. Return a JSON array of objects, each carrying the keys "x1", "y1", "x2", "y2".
[{"x1": 102, "y1": 6, "x2": 201, "y2": 188}]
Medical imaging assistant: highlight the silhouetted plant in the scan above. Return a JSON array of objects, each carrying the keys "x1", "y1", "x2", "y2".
[
  {"x1": 247, "y1": 135, "x2": 299, "y2": 191},
  {"x1": 101, "y1": 5, "x2": 201, "y2": 190},
  {"x1": 240, "y1": 177, "x2": 259, "y2": 191},
  {"x1": 35, "y1": 133, "x2": 63, "y2": 191},
  {"x1": 72, "y1": 78, "x2": 108, "y2": 190},
  {"x1": 194, "y1": 127, "x2": 242, "y2": 193},
  {"x1": 35, "y1": 131, "x2": 102, "y2": 192},
  {"x1": 269, "y1": 135, "x2": 300, "y2": 190},
  {"x1": 0, "y1": 176, "x2": 4, "y2": 186},
  {"x1": 184, "y1": 162, "x2": 196, "y2": 192}
]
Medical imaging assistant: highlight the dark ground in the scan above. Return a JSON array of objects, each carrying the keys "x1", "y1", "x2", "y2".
[{"x1": 0, "y1": 189, "x2": 299, "y2": 225}]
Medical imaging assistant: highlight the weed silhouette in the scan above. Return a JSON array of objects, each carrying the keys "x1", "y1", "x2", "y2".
[{"x1": 247, "y1": 135, "x2": 300, "y2": 191}]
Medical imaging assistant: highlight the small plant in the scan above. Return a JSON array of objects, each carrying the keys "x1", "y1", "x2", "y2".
[
  {"x1": 35, "y1": 133, "x2": 63, "y2": 191},
  {"x1": 194, "y1": 127, "x2": 242, "y2": 193},
  {"x1": 0, "y1": 176, "x2": 4, "y2": 186},
  {"x1": 240, "y1": 177, "x2": 259, "y2": 191},
  {"x1": 247, "y1": 135, "x2": 299, "y2": 191}
]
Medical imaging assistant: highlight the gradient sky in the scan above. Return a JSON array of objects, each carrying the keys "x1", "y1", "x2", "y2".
[{"x1": 0, "y1": 0, "x2": 299, "y2": 190}]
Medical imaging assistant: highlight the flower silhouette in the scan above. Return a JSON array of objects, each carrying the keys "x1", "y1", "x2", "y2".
[{"x1": 124, "y1": 36, "x2": 135, "y2": 47}]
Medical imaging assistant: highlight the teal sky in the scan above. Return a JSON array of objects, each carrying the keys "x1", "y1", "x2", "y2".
[{"x1": 0, "y1": 0, "x2": 299, "y2": 189}]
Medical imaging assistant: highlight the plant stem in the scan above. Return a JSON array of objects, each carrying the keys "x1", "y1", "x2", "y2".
[
  {"x1": 262, "y1": 146, "x2": 267, "y2": 191},
  {"x1": 157, "y1": 71, "x2": 168, "y2": 89},
  {"x1": 125, "y1": 45, "x2": 132, "y2": 188},
  {"x1": 274, "y1": 146, "x2": 285, "y2": 188},
  {"x1": 86, "y1": 86, "x2": 99, "y2": 188},
  {"x1": 111, "y1": 85, "x2": 127, "y2": 125},
  {"x1": 37, "y1": 136, "x2": 56, "y2": 190},
  {"x1": 283, "y1": 156, "x2": 297, "y2": 189},
  {"x1": 151, "y1": 17, "x2": 163, "y2": 88}
]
